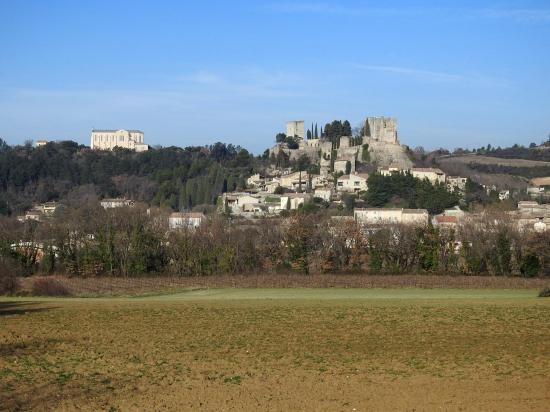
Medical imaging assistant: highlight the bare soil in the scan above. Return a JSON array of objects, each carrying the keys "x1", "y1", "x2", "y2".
[{"x1": 1, "y1": 293, "x2": 549, "y2": 411}]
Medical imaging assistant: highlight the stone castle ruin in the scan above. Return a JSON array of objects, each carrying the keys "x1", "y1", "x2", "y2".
[{"x1": 269, "y1": 116, "x2": 412, "y2": 175}]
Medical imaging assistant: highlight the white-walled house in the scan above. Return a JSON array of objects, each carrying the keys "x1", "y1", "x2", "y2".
[
  {"x1": 354, "y1": 208, "x2": 429, "y2": 226},
  {"x1": 279, "y1": 171, "x2": 309, "y2": 191},
  {"x1": 336, "y1": 173, "x2": 369, "y2": 193},
  {"x1": 378, "y1": 166, "x2": 403, "y2": 176},
  {"x1": 334, "y1": 157, "x2": 356, "y2": 174},
  {"x1": 314, "y1": 188, "x2": 333, "y2": 202},
  {"x1": 169, "y1": 212, "x2": 206, "y2": 230},
  {"x1": 246, "y1": 173, "x2": 265, "y2": 189},
  {"x1": 446, "y1": 176, "x2": 468, "y2": 192},
  {"x1": 100, "y1": 198, "x2": 135, "y2": 209},
  {"x1": 280, "y1": 193, "x2": 312, "y2": 210},
  {"x1": 411, "y1": 168, "x2": 446, "y2": 184}
]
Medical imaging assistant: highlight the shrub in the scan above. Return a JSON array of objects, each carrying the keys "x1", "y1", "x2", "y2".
[
  {"x1": 0, "y1": 257, "x2": 21, "y2": 295},
  {"x1": 520, "y1": 253, "x2": 540, "y2": 278},
  {"x1": 31, "y1": 277, "x2": 70, "y2": 297},
  {"x1": 539, "y1": 287, "x2": 550, "y2": 298}
]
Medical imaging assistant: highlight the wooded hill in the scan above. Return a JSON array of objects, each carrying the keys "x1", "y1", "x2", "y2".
[{"x1": 0, "y1": 139, "x2": 257, "y2": 215}]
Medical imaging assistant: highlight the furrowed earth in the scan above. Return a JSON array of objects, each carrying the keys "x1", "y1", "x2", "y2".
[{"x1": 1, "y1": 289, "x2": 549, "y2": 411}]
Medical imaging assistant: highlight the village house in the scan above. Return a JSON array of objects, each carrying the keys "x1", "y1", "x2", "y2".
[
  {"x1": 527, "y1": 176, "x2": 550, "y2": 200},
  {"x1": 279, "y1": 171, "x2": 309, "y2": 191},
  {"x1": 314, "y1": 188, "x2": 333, "y2": 202},
  {"x1": 433, "y1": 214, "x2": 458, "y2": 229},
  {"x1": 100, "y1": 198, "x2": 135, "y2": 209},
  {"x1": 263, "y1": 177, "x2": 281, "y2": 193},
  {"x1": 246, "y1": 173, "x2": 265, "y2": 189},
  {"x1": 311, "y1": 174, "x2": 329, "y2": 189},
  {"x1": 446, "y1": 176, "x2": 468, "y2": 192},
  {"x1": 280, "y1": 193, "x2": 312, "y2": 210},
  {"x1": 220, "y1": 192, "x2": 260, "y2": 214},
  {"x1": 40, "y1": 201, "x2": 59, "y2": 216},
  {"x1": 16, "y1": 201, "x2": 62, "y2": 222},
  {"x1": 168, "y1": 212, "x2": 206, "y2": 230},
  {"x1": 220, "y1": 192, "x2": 284, "y2": 216},
  {"x1": 354, "y1": 208, "x2": 429, "y2": 226},
  {"x1": 411, "y1": 168, "x2": 446, "y2": 184},
  {"x1": 17, "y1": 210, "x2": 42, "y2": 222},
  {"x1": 333, "y1": 157, "x2": 356, "y2": 174},
  {"x1": 433, "y1": 206, "x2": 467, "y2": 230},
  {"x1": 378, "y1": 166, "x2": 403, "y2": 176},
  {"x1": 499, "y1": 190, "x2": 510, "y2": 201},
  {"x1": 336, "y1": 173, "x2": 369, "y2": 193},
  {"x1": 515, "y1": 201, "x2": 550, "y2": 232}
]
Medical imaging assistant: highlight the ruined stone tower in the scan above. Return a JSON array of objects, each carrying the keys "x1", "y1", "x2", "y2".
[{"x1": 364, "y1": 117, "x2": 398, "y2": 144}]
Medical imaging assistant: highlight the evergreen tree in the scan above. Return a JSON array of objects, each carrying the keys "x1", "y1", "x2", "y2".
[{"x1": 314, "y1": 124, "x2": 318, "y2": 139}]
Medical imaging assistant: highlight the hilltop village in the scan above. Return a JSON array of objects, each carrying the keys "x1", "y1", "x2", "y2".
[
  {"x1": 214, "y1": 117, "x2": 550, "y2": 233},
  {"x1": 3, "y1": 116, "x2": 550, "y2": 280},
  {"x1": 16, "y1": 116, "x2": 550, "y2": 234}
]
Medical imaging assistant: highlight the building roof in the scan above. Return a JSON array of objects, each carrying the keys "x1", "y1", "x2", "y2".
[
  {"x1": 402, "y1": 209, "x2": 429, "y2": 214},
  {"x1": 355, "y1": 208, "x2": 403, "y2": 212},
  {"x1": 412, "y1": 167, "x2": 444, "y2": 174},
  {"x1": 331, "y1": 216, "x2": 355, "y2": 221},
  {"x1": 354, "y1": 208, "x2": 427, "y2": 214},
  {"x1": 101, "y1": 198, "x2": 132, "y2": 202},
  {"x1": 92, "y1": 129, "x2": 144, "y2": 134},
  {"x1": 435, "y1": 215, "x2": 458, "y2": 223},
  {"x1": 335, "y1": 156, "x2": 355, "y2": 162},
  {"x1": 170, "y1": 212, "x2": 206, "y2": 219}
]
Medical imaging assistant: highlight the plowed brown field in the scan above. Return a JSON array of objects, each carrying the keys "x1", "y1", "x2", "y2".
[{"x1": 1, "y1": 289, "x2": 549, "y2": 411}]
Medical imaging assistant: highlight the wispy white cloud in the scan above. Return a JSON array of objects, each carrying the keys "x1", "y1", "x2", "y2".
[
  {"x1": 264, "y1": 2, "x2": 418, "y2": 17},
  {"x1": 353, "y1": 64, "x2": 464, "y2": 82},
  {"x1": 478, "y1": 8, "x2": 550, "y2": 22},
  {"x1": 266, "y1": 3, "x2": 550, "y2": 23},
  {"x1": 185, "y1": 71, "x2": 222, "y2": 85},
  {"x1": 267, "y1": 2, "x2": 362, "y2": 15},
  {"x1": 353, "y1": 64, "x2": 509, "y2": 87}
]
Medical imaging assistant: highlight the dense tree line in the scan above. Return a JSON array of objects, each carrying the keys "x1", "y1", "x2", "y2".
[
  {"x1": 468, "y1": 138, "x2": 550, "y2": 162},
  {"x1": 322, "y1": 120, "x2": 352, "y2": 144},
  {"x1": 1, "y1": 209, "x2": 548, "y2": 288},
  {"x1": 0, "y1": 140, "x2": 258, "y2": 215},
  {"x1": 467, "y1": 163, "x2": 550, "y2": 179},
  {"x1": 364, "y1": 173, "x2": 460, "y2": 214}
]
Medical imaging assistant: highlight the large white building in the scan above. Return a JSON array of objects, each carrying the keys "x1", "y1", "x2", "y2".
[
  {"x1": 354, "y1": 208, "x2": 429, "y2": 226},
  {"x1": 169, "y1": 212, "x2": 206, "y2": 230},
  {"x1": 91, "y1": 129, "x2": 148, "y2": 152}
]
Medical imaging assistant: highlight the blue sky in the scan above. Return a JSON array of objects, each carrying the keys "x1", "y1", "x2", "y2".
[{"x1": 0, "y1": 0, "x2": 549, "y2": 153}]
